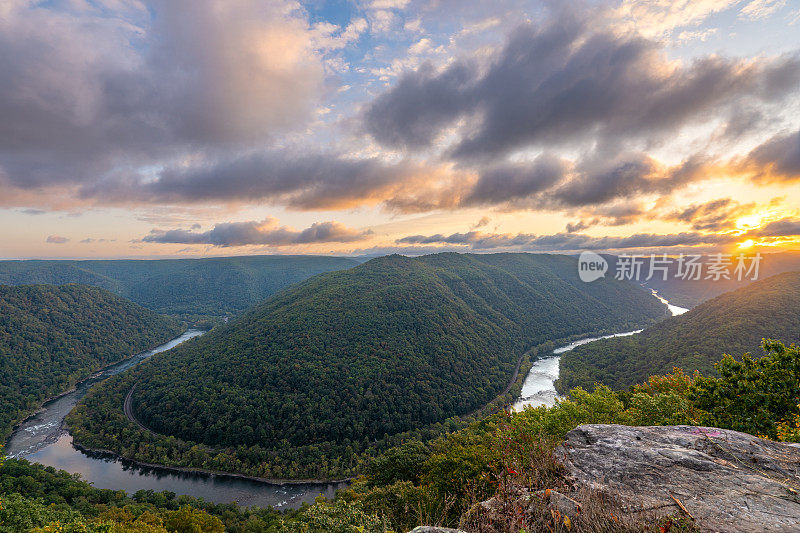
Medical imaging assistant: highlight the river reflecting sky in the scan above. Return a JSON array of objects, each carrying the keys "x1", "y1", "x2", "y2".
[{"x1": 5, "y1": 330, "x2": 345, "y2": 509}]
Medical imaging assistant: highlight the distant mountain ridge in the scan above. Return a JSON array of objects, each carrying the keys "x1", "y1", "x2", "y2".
[
  {"x1": 0, "y1": 284, "x2": 183, "y2": 439},
  {"x1": 557, "y1": 270, "x2": 800, "y2": 392},
  {"x1": 602, "y1": 250, "x2": 800, "y2": 308},
  {"x1": 0, "y1": 255, "x2": 359, "y2": 318},
  {"x1": 70, "y1": 252, "x2": 666, "y2": 479}
]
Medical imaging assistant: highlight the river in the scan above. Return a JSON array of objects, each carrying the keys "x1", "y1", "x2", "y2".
[
  {"x1": 513, "y1": 291, "x2": 689, "y2": 411},
  {"x1": 5, "y1": 291, "x2": 688, "y2": 508},
  {"x1": 4, "y1": 330, "x2": 346, "y2": 509}
]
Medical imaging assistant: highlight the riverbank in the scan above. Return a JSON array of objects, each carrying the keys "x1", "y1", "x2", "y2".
[
  {"x1": 5, "y1": 330, "x2": 202, "y2": 460},
  {"x1": 513, "y1": 328, "x2": 644, "y2": 411},
  {"x1": 4, "y1": 327, "x2": 191, "y2": 444},
  {"x1": 5, "y1": 330, "x2": 348, "y2": 509},
  {"x1": 70, "y1": 442, "x2": 351, "y2": 486},
  {"x1": 97, "y1": 321, "x2": 658, "y2": 484},
  {"x1": 512, "y1": 291, "x2": 687, "y2": 411},
  {"x1": 74, "y1": 315, "x2": 663, "y2": 485}
]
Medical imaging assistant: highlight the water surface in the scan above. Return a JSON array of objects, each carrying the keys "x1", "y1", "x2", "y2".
[
  {"x1": 6, "y1": 291, "x2": 691, "y2": 506},
  {"x1": 5, "y1": 329, "x2": 345, "y2": 509},
  {"x1": 513, "y1": 293, "x2": 689, "y2": 411}
]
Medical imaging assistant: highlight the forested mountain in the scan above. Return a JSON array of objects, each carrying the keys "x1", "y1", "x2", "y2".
[
  {"x1": 0, "y1": 284, "x2": 183, "y2": 439},
  {"x1": 557, "y1": 270, "x2": 800, "y2": 392},
  {"x1": 69, "y1": 252, "x2": 665, "y2": 479},
  {"x1": 0, "y1": 255, "x2": 359, "y2": 318}
]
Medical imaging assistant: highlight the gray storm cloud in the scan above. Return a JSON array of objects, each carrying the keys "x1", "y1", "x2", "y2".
[
  {"x1": 462, "y1": 154, "x2": 567, "y2": 206},
  {"x1": 1, "y1": 0, "x2": 799, "y2": 220},
  {"x1": 142, "y1": 218, "x2": 370, "y2": 247},
  {"x1": 84, "y1": 151, "x2": 434, "y2": 210},
  {"x1": 365, "y1": 13, "x2": 800, "y2": 161},
  {"x1": 663, "y1": 199, "x2": 756, "y2": 231},
  {"x1": 0, "y1": 0, "x2": 323, "y2": 190},
  {"x1": 397, "y1": 230, "x2": 737, "y2": 251},
  {"x1": 747, "y1": 218, "x2": 800, "y2": 238},
  {"x1": 745, "y1": 129, "x2": 800, "y2": 181}
]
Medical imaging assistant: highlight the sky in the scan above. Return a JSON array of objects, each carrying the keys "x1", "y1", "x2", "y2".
[{"x1": 1, "y1": 0, "x2": 799, "y2": 259}]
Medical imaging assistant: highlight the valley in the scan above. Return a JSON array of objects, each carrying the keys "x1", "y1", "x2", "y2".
[
  {"x1": 2, "y1": 252, "x2": 799, "y2": 532},
  {"x1": 65, "y1": 253, "x2": 666, "y2": 480},
  {"x1": 4, "y1": 329, "x2": 346, "y2": 510},
  {"x1": 4, "y1": 3, "x2": 800, "y2": 529},
  {"x1": 557, "y1": 271, "x2": 800, "y2": 392}
]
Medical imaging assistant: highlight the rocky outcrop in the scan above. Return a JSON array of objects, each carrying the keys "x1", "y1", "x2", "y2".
[
  {"x1": 557, "y1": 424, "x2": 800, "y2": 532},
  {"x1": 410, "y1": 526, "x2": 467, "y2": 533},
  {"x1": 469, "y1": 485, "x2": 581, "y2": 530}
]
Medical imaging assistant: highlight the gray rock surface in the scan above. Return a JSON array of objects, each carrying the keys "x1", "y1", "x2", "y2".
[
  {"x1": 534, "y1": 488, "x2": 581, "y2": 517},
  {"x1": 557, "y1": 424, "x2": 800, "y2": 532},
  {"x1": 410, "y1": 526, "x2": 467, "y2": 533}
]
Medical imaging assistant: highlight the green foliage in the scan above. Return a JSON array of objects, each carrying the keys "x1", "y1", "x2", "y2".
[
  {"x1": 14, "y1": 341, "x2": 800, "y2": 531},
  {"x1": 0, "y1": 492, "x2": 105, "y2": 533},
  {"x1": 621, "y1": 369, "x2": 699, "y2": 426},
  {"x1": 776, "y1": 406, "x2": 800, "y2": 443},
  {"x1": 558, "y1": 271, "x2": 800, "y2": 392},
  {"x1": 0, "y1": 458, "x2": 283, "y2": 532},
  {"x1": 69, "y1": 252, "x2": 664, "y2": 479},
  {"x1": 277, "y1": 499, "x2": 387, "y2": 533},
  {"x1": 365, "y1": 441, "x2": 430, "y2": 487},
  {"x1": 336, "y1": 378, "x2": 699, "y2": 531},
  {"x1": 690, "y1": 340, "x2": 800, "y2": 438},
  {"x1": 163, "y1": 506, "x2": 224, "y2": 533},
  {"x1": 501, "y1": 386, "x2": 627, "y2": 443},
  {"x1": 0, "y1": 284, "x2": 183, "y2": 439},
  {"x1": 0, "y1": 256, "x2": 358, "y2": 319}
]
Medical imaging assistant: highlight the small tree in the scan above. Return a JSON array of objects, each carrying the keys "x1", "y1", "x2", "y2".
[{"x1": 690, "y1": 340, "x2": 800, "y2": 438}]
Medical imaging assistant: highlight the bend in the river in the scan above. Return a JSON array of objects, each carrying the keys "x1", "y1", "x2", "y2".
[
  {"x1": 513, "y1": 292, "x2": 688, "y2": 411},
  {"x1": 4, "y1": 330, "x2": 345, "y2": 509},
  {"x1": 6, "y1": 291, "x2": 688, "y2": 508}
]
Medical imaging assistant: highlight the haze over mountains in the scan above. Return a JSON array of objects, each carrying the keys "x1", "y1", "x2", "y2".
[
  {"x1": 604, "y1": 251, "x2": 800, "y2": 308},
  {"x1": 0, "y1": 256, "x2": 359, "y2": 318},
  {"x1": 557, "y1": 270, "x2": 800, "y2": 392}
]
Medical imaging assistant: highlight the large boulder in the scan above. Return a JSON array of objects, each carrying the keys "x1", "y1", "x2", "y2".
[{"x1": 557, "y1": 424, "x2": 800, "y2": 532}]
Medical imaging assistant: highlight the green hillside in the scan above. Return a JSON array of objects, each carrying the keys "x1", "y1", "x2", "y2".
[
  {"x1": 0, "y1": 255, "x2": 359, "y2": 318},
  {"x1": 0, "y1": 284, "x2": 183, "y2": 439},
  {"x1": 69, "y1": 252, "x2": 665, "y2": 479},
  {"x1": 557, "y1": 270, "x2": 800, "y2": 392}
]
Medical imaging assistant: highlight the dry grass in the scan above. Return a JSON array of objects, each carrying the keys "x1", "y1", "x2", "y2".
[{"x1": 460, "y1": 483, "x2": 698, "y2": 532}]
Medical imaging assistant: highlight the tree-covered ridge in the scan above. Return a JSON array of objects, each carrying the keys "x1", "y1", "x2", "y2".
[
  {"x1": 0, "y1": 255, "x2": 359, "y2": 318},
  {"x1": 18, "y1": 342, "x2": 800, "y2": 532},
  {"x1": 70, "y1": 252, "x2": 665, "y2": 479},
  {"x1": 0, "y1": 284, "x2": 183, "y2": 439},
  {"x1": 557, "y1": 270, "x2": 800, "y2": 392}
]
